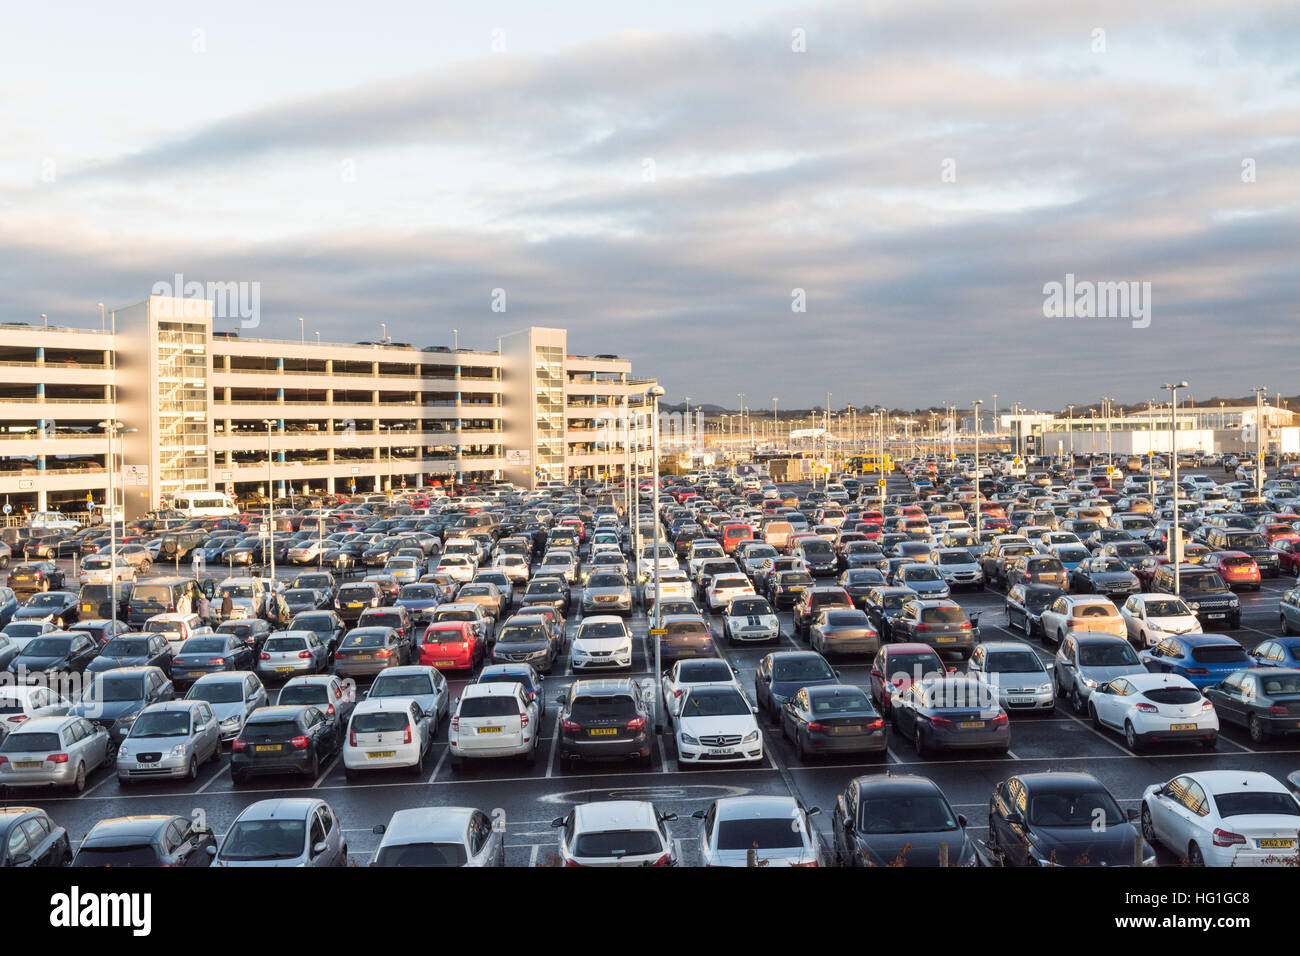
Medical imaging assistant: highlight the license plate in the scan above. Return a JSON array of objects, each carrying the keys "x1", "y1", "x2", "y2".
[
  {"x1": 833, "y1": 725, "x2": 863, "y2": 734},
  {"x1": 255, "y1": 744, "x2": 281, "y2": 752},
  {"x1": 478, "y1": 726, "x2": 503, "y2": 734},
  {"x1": 936, "y1": 636, "x2": 957, "y2": 643},
  {"x1": 352, "y1": 654, "x2": 371, "y2": 660},
  {"x1": 367, "y1": 751, "x2": 396, "y2": 759},
  {"x1": 588, "y1": 728, "x2": 618, "y2": 736},
  {"x1": 1257, "y1": 838, "x2": 1295, "y2": 849},
  {"x1": 13, "y1": 761, "x2": 41, "y2": 769},
  {"x1": 1010, "y1": 697, "x2": 1033, "y2": 705},
  {"x1": 1205, "y1": 613, "x2": 1225, "y2": 619},
  {"x1": 959, "y1": 721, "x2": 985, "y2": 729},
  {"x1": 275, "y1": 666, "x2": 295, "y2": 673},
  {"x1": 188, "y1": 671, "x2": 205, "y2": 678},
  {"x1": 434, "y1": 660, "x2": 455, "y2": 667},
  {"x1": 707, "y1": 747, "x2": 733, "y2": 755},
  {"x1": 1169, "y1": 723, "x2": 1196, "y2": 731},
  {"x1": 81, "y1": 604, "x2": 93, "y2": 613}
]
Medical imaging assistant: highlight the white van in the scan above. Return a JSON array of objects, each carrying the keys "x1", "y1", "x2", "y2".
[{"x1": 171, "y1": 491, "x2": 238, "y2": 518}]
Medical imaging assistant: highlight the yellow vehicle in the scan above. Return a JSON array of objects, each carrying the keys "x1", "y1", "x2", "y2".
[{"x1": 847, "y1": 453, "x2": 893, "y2": 475}]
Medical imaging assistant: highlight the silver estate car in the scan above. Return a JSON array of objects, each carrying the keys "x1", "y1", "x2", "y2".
[
  {"x1": 0, "y1": 715, "x2": 112, "y2": 792},
  {"x1": 116, "y1": 699, "x2": 222, "y2": 783},
  {"x1": 371, "y1": 807, "x2": 505, "y2": 867}
]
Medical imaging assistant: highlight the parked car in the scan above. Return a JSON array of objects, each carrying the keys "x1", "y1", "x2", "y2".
[
  {"x1": 754, "y1": 651, "x2": 839, "y2": 721},
  {"x1": 1204, "y1": 668, "x2": 1300, "y2": 743},
  {"x1": 184, "y1": 672, "x2": 268, "y2": 742},
  {"x1": 231, "y1": 704, "x2": 342, "y2": 783},
  {"x1": 1053, "y1": 634, "x2": 1146, "y2": 713},
  {"x1": 988, "y1": 772, "x2": 1151, "y2": 867},
  {"x1": 370, "y1": 807, "x2": 504, "y2": 867},
  {"x1": 831, "y1": 774, "x2": 978, "y2": 867},
  {"x1": 1139, "y1": 634, "x2": 1253, "y2": 689},
  {"x1": 551, "y1": 800, "x2": 677, "y2": 867},
  {"x1": 1140, "y1": 771, "x2": 1300, "y2": 867},
  {"x1": 694, "y1": 796, "x2": 822, "y2": 867},
  {"x1": 343, "y1": 697, "x2": 436, "y2": 779},
  {"x1": 0, "y1": 806, "x2": 72, "y2": 867},
  {"x1": 0, "y1": 715, "x2": 112, "y2": 792},
  {"x1": 780, "y1": 684, "x2": 885, "y2": 761},
  {"x1": 210, "y1": 798, "x2": 347, "y2": 867},
  {"x1": 72, "y1": 814, "x2": 214, "y2": 867},
  {"x1": 448, "y1": 682, "x2": 540, "y2": 769},
  {"x1": 890, "y1": 677, "x2": 1010, "y2": 756},
  {"x1": 967, "y1": 641, "x2": 1056, "y2": 713},
  {"x1": 1088, "y1": 672, "x2": 1219, "y2": 751},
  {"x1": 116, "y1": 699, "x2": 222, "y2": 783},
  {"x1": 555, "y1": 678, "x2": 653, "y2": 771}
]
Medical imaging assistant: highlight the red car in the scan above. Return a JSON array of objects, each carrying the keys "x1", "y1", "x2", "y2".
[
  {"x1": 419, "y1": 621, "x2": 483, "y2": 671},
  {"x1": 868, "y1": 643, "x2": 954, "y2": 716},
  {"x1": 1263, "y1": 524, "x2": 1300, "y2": 546},
  {"x1": 1274, "y1": 539, "x2": 1300, "y2": 576},
  {"x1": 1213, "y1": 551, "x2": 1261, "y2": 591}
]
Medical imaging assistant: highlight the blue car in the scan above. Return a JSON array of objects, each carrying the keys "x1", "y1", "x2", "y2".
[
  {"x1": 394, "y1": 583, "x2": 441, "y2": 624},
  {"x1": 475, "y1": 663, "x2": 546, "y2": 720},
  {"x1": 754, "y1": 650, "x2": 839, "y2": 720},
  {"x1": 1250, "y1": 636, "x2": 1300, "y2": 668},
  {"x1": 0, "y1": 587, "x2": 18, "y2": 628},
  {"x1": 1139, "y1": 634, "x2": 1253, "y2": 689}
]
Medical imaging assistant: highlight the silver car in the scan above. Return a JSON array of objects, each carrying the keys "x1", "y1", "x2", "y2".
[
  {"x1": 695, "y1": 795, "x2": 824, "y2": 867},
  {"x1": 1053, "y1": 633, "x2": 1147, "y2": 714},
  {"x1": 255, "y1": 630, "x2": 330, "y2": 680},
  {"x1": 116, "y1": 700, "x2": 222, "y2": 783},
  {"x1": 967, "y1": 641, "x2": 1056, "y2": 713},
  {"x1": 211, "y1": 798, "x2": 347, "y2": 868},
  {"x1": 184, "y1": 672, "x2": 268, "y2": 742},
  {"x1": 0, "y1": 715, "x2": 112, "y2": 792},
  {"x1": 365, "y1": 665, "x2": 450, "y2": 727},
  {"x1": 581, "y1": 571, "x2": 633, "y2": 615},
  {"x1": 278, "y1": 674, "x2": 357, "y2": 728},
  {"x1": 372, "y1": 807, "x2": 504, "y2": 866}
]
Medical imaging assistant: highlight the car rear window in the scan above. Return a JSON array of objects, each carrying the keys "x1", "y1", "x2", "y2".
[
  {"x1": 716, "y1": 819, "x2": 803, "y2": 851},
  {"x1": 920, "y1": 606, "x2": 964, "y2": 625},
  {"x1": 0, "y1": 732, "x2": 61, "y2": 752},
  {"x1": 458, "y1": 696, "x2": 519, "y2": 718},
  {"x1": 277, "y1": 685, "x2": 327, "y2": 706},
  {"x1": 246, "y1": 719, "x2": 301, "y2": 738},
  {"x1": 1212, "y1": 792, "x2": 1300, "y2": 818},
  {"x1": 351, "y1": 712, "x2": 410, "y2": 733},
  {"x1": 264, "y1": 637, "x2": 307, "y2": 651},
  {"x1": 572, "y1": 829, "x2": 662, "y2": 858},
  {"x1": 73, "y1": 845, "x2": 160, "y2": 867},
  {"x1": 1077, "y1": 605, "x2": 1117, "y2": 618},
  {"x1": 371, "y1": 675, "x2": 433, "y2": 698},
  {"x1": 182, "y1": 639, "x2": 225, "y2": 653},
  {"x1": 570, "y1": 695, "x2": 637, "y2": 719},
  {"x1": 1190, "y1": 645, "x2": 1249, "y2": 664},
  {"x1": 374, "y1": 842, "x2": 469, "y2": 867},
  {"x1": 1142, "y1": 687, "x2": 1203, "y2": 705}
]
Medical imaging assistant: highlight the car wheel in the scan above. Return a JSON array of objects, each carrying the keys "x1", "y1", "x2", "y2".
[
  {"x1": 1070, "y1": 685, "x2": 1085, "y2": 714},
  {"x1": 231, "y1": 771, "x2": 247, "y2": 785},
  {"x1": 1089, "y1": 703, "x2": 1102, "y2": 730},
  {"x1": 913, "y1": 726, "x2": 929, "y2": 757},
  {"x1": 71, "y1": 763, "x2": 87, "y2": 793},
  {"x1": 1187, "y1": 842, "x2": 1204, "y2": 867},
  {"x1": 1124, "y1": 720, "x2": 1142, "y2": 752},
  {"x1": 796, "y1": 732, "x2": 810, "y2": 762},
  {"x1": 1140, "y1": 805, "x2": 1156, "y2": 845},
  {"x1": 306, "y1": 752, "x2": 320, "y2": 778},
  {"x1": 1248, "y1": 714, "x2": 1269, "y2": 743},
  {"x1": 1282, "y1": 615, "x2": 1292, "y2": 636}
]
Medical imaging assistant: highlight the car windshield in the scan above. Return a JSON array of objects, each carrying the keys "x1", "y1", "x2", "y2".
[
  {"x1": 498, "y1": 625, "x2": 547, "y2": 644},
  {"x1": 1257, "y1": 674, "x2": 1300, "y2": 694},
  {"x1": 782, "y1": 574, "x2": 814, "y2": 587},
  {"x1": 985, "y1": 651, "x2": 1044, "y2": 674},
  {"x1": 1230, "y1": 534, "x2": 1267, "y2": 549},
  {"x1": 664, "y1": 621, "x2": 707, "y2": 637},
  {"x1": 1058, "y1": 548, "x2": 1089, "y2": 562},
  {"x1": 1143, "y1": 599, "x2": 1190, "y2": 617},
  {"x1": 528, "y1": 581, "x2": 563, "y2": 595},
  {"x1": 858, "y1": 795, "x2": 957, "y2": 834},
  {"x1": 1114, "y1": 543, "x2": 1149, "y2": 556},
  {"x1": 129, "y1": 711, "x2": 191, "y2": 738},
  {"x1": 570, "y1": 694, "x2": 637, "y2": 719},
  {"x1": 715, "y1": 818, "x2": 804, "y2": 851},
  {"x1": 1213, "y1": 792, "x2": 1300, "y2": 819},
  {"x1": 26, "y1": 594, "x2": 65, "y2": 607},
  {"x1": 371, "y1": 674, "x2": 434, "y2": 698},
  {"x1": 824, "y1": 612, "x2": 868, "y2": 627},
  {"x1": 772, "y1": 657, "x2": 834, "y2": 682},
  {"x1": 879, "y1": 593, "x2": 913, "y2": 610},
  {"x1": 587, "y1": 574, "x2": 625, "y2": 589},
  {"x1": 83, "y1": 676, "x2": 145, "y2": 703},
  {"x1": 220, "y1": 584, "x2": 254, "y2": 598},
  {"x1": 375, "y1": 842, "x2": 469, "y2": 867},
  {"x1": 678, "y1": 661, "x2": 733, "y2": 683},
  {"x1": 185, "y1": 682, "x2": 242, "y2": 704},
  {"x1": 1028, "y1": 791, "x2": 1124, "y2": 828},
  {"x1": 399, "y1": 586, "x2": 438, "y2": 600},
  {"x1": 221, "y1": 820, "x2": 305, "y2": 861},
  {"x1": 343, "y1": 632, "x2": 387, "y2": 649},
  {"x1": 1095, "y1": 560, "x2": 1128, "y2": 573},
  {"x1": 1078, "y1": 643, "x2": 1139, "y2": 666},
  {"x1": 21, "y1": 637, "x2": 72, "y2": 656},
  {"x1": 578, "y1": 622, "x2": 626, "y2": 640},
  {"x1": 681, "y1": 688, "x2": 750, "y2": 717},
  {"x1": 100, "y1": 639, "x2": 151, "y2": 657}
]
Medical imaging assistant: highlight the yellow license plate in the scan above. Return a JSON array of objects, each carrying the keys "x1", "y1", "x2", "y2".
[
  {"x1": 14, "y1": 761, "x2": 41, "y2": 769},
  {"x1": 1257, "y1": 838, "x2": 1295, "y2": 849},
  {"x1": 275, "y1": 666, "x2": 295, "y2": 673},
  {"x1": 188, "y1": 671, "x2": 205, "y2": 678},
  {"x1": 1169, "y1": 723, "x2": 1196, "y2": 731},
  {"x1": 588, "y1": 728, "x2": 618, "y2": 736},
  {"x1": 959, "y1": 721, "x2": 985, "y2": 729},
  {"x1": 352, "y1": 654, "x2": 371, "y2": 660},
  {"x1": 81, "y1": 604, "x2": 93, "y2": 613},
  {"x1": 435, "y1": 660, "x2": 455, "y2": 667},
  {"x1": 936, "y1": 636, "x2": 957, "y2": 643},
  {"x1": 478, "y1": 726, "x2": 503, "y2": 734},
  {"x1": 367, "y1": 751, "x2": 396, "y2": 759},
  {"x1": 255, "y1": 744, "x2": 281, "y2": 752},
  {"x1": 833, "y1": 725, "x2": 863, "y2": 734}
]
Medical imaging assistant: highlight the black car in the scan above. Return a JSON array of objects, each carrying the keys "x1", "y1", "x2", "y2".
[
  {"x1": 171, "y1": 634, "x2": 257, "y2": 688},
  {"x1": 769, "y1": 569, "x2": 814, "y2": 609},
  {"x1": 72, "y1": 815, "x2": 214, "y2": 867},
  {"x1": 1150, "y1": 564, "x2": 1240, "y2": 630},
  {"x1": 0, "y1": 807, "x2": 72, "y2": 867},
  {"x1": 7, "y1": 631, "x2": 99, "y2": 680},
  {"x1": 222, "y1": 536, "x2": 265, "y2": 566},
  {"x1": 838, "y1": 568, "x2": 888, "y2": 609},
  {"x1": 215, "y1": 619, "x2": 274, "y2": 658},
  {"x1": 988, "y1": 772, "x2": 1150, "y2": 867},
  {"x1": 863, "y1": 586, "x2": 921, "y2": 642},
  {"x1": 492, "y1": 616, "x2": 558, "y2": 673},
  {"x1": 1005, "y1": 584, "x2": 1066, "y2": 641},
  {"x1": 831, "y1": 774, "x2": 978, "y2": 867},
  {"x1": 13, "y1": 590, "x2": 79, "y2": 627},
  {"x1": 289, "y1": 611, "x2": 347, "y2": 655},
  {"x1": 519, "y1": 578, "x2": 570, "y2": 616},
  {"x1": 230, "y1": 704, "x2": 341, "y2": 783},
  {"x1": 283, "y1": 588, "x2": 329, "y2": 616},
  {"x1": 555, "y1": 678, "x2": 653, "y2": 771},
  {"x1": 0, "y1": 586, "x2": 18, "y2": 627},
  {"x1": 792, "y1": 586, "x2": 854, "y2": 638},
  {"x1": 291, "y1": 571, "x2": 337, "y2": 599},
  {"x1": 86, "y1": 634, "x2": 175, "y2": 675},
  {"x1": 1204, "y1": 668, "x2": 1300, "y2": 743},
  {"x1": 335, "y1": 582, "x2": 382, "y2": 625},
  {"x1": 76, "y1": 582, "x2": 132, "y2": 623}
]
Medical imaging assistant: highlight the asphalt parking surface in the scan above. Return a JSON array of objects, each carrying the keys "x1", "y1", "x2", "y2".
[{"x1": 4, "y1": 468, "x2": 1298, "y2": 866}]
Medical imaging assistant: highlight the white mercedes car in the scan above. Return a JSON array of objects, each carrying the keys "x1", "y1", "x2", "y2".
[{"x1": 672, "y1": 685, "x2": 763, "y2": 765}]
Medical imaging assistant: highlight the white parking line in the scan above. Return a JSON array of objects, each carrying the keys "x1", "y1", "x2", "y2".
[
  {"x1": 195, "y1": 763, "x2": 229, "y2": 793},
  {"x1": 544, "y1": 716, "x2": 561, "y2": 778},
  {"x1": 529, "y1": 844, "x2": 540, "y2": 867},
  {"x1": 427, "y1": 743, "x2": 450, "y2": 783},
  {"x1": 312, "y1": 752, "x2": 341, "y2": 788}
]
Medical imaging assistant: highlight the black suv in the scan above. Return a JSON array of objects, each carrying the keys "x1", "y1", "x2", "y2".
[
  {"x1": 1150, "y1": 564, "x2": 1240, "y2": 630},
  {"x1": 554, "y1": 678, "x2": 652, "y2": 771}
]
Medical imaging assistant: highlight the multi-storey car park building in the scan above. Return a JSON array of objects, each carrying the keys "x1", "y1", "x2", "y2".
[{"x1": 0, "y1": 295, "x2": 658, "y2": 519}]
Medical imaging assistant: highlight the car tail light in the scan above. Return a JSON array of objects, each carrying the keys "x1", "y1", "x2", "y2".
[
  {"x1": 561, "y1": 719, "x2": 581, "y2": 732},
  {"x1": 1269, "y1": 704, "x2": 1289, "y2": 715},
  {"x1": 650, "y1": 853, "x2": 673, "y2": 867},
  {"x1": 259, "y1": 652, "x2": 271, "y2": 660},
  {"x1": 290, "y1": 735, "x2": 310, "y2": 749},
  {"x1": 450, "y1": 716, "x2": 458, "y2": 732},
  {"x1": 326, "y1": 704, "x2": 336, "y2": 717},
  {"x1": 520, "y1": 712, "x2": 529, "y2": 727},
  {"x1": 1212, "y1": 828, "x2": 1246, "y2": 847},
  {"x1": 9, "y1": 715, "x2": 27, "y2": 724},
  {"x1": 232, "y1": 738, "x2": 247, "y2": 751},
  {"x1": 45, "y1": 752, "x2": 70, "y2": 764},
  {"x1": 402, "y1": 725, "x2": 412, "y2": 744},
  {"x1": 627, "y1": 717, "x2": 647, "y2": 731},
  {"x1": 866, "y1": 718, "x2": 884, "y2": 730},
  {"x1": 0, "y1": 756, "x2": 8, "y2": 765},
  {"x1": 807, "y1": 721, "x2": 830, "y2": 732},
  {"x1": 375, "y1": 649, "x2": 392, "y2": 658},
  {"x1": 298, "y1": 650, "x2": 312, "y2": 659},
  {"x1": 1135, "y1": 702, "x2": 1159, "y2": 713},
  {"x1": 991, "y1": 713, "x2": 1009, "y2": 727},
  {"x1": 929, "y1": 715, "x2": 953, "y2": 726}
]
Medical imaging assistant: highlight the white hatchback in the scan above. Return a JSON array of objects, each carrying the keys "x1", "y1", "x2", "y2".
[
  {"x1": 1089, "y1": 672, "x2": 1219, "y2": 751},
  {"x1": 343, "y1": 698, "x2": 436, "y2": 778},
  {"x1": 1119, "y1": 594, "x2": 1202, "y2": 649}
]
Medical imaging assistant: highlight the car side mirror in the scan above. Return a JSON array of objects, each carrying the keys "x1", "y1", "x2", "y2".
[
  {"x1": 750, "y1": 705, "x2": 759, "y2": 715},
  {"x1": 206, "y1": 845, "x2": 217, "y2": 857},
  {"x1": 691, "y1": 809, "x2": 706, "y2": 819},
  {"x1": 1126, "y1": 808, "x2": 1140, "y2": 822},
  {"x1": 371, "y1": 824, "x2": 386, "y2": 835},
  {"x1": 312, "y1": 841, "x2": 328, "y2": 856},
  {"x1": 550, "y1": 817, "x2": 565, "y2": 828},
  {"x1": 957, "y1": 814, "x2": 968, "y2": 828}
]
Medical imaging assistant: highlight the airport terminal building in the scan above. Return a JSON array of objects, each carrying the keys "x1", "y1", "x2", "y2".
[{"x1": 0, "y1": 296, "x2": 658, "y2": 517}]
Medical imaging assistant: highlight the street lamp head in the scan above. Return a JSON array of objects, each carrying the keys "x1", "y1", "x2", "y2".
[{"x1": 648, "y1": 385, "x2": 665, "y2": 399}]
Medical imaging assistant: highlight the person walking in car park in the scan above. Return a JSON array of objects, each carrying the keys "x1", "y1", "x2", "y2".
[
  {"x1": 276, "y1": 592, "x2": 291, "y2": 626},
  {"x1": 221, "y1": 591, "x2": 233, "y2": 621},
  {"x1": 197, "y1": 592, "x2": 212, "y2": 627}
]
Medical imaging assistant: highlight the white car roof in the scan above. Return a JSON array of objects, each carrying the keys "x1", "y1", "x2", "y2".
[
  {"x1": 353, "y1": 697, "x2": 418, "y2": 715},
  {"x1": 573, "y1": 800, "x2": 659, "y2": 831},
  {"x1": 461, "y1": 681, "x2": 523, "y2": 699},
  {"x1": 1124, "y1": 672, "x2": 1197, "y2": 691},
  {"x1": 713, "y1": 795, "x2": 801, "y2": 821},
  {"x1": 1181, "y1": 770, "x2": 1290, "y2": 794}
]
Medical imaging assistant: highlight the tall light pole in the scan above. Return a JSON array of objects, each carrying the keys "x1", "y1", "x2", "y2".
[
  {"x1": 97, "y1": 302, "x2": 105, "y2": 332},
  {"x1": 1162, "y1": 382, "x2": 1188, "y2": 595},
  {"x1": 1253, "y1": 385, "x2": 1267, "y2": 496},
  {"x1": 648, "y1": 384, "x2": 666, "y2": 733},
  {"x1": 772, "y1": 398, "x2": 779, "y2": 449},
  {"x1": 972, "y1": 400, "x2": 984, "y2": 536},
  {"x1": 98, "y1": 420, "x2": 135, "y2": 622},
  {"x1": 298, "y1": 316, "x2": 304, "y2": 344},
  {"x1": 261, "y1": 418, "x2": 278, "y2": 580},
  {"x1": 1066, "y1": 404, "x2": 1075, "y2": 465}
]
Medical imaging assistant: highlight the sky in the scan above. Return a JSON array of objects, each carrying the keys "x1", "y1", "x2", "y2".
[{"x1": 1, "y1": 0, "x2": 1297, "y2": 409}]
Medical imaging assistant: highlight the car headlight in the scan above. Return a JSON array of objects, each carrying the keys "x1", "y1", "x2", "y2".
[
  {"x1": 116, "y1": 745, "x2": 130, "y2": 758},
  {"x1": 1083, "y1": 678, "x2": 1098, "y2": 688},
  {"x1": 169, "y1": 744, "x2": 187, "y2": 757},
  {"x1": 220, "y1": 716, "x2": 240, "y2": 728},
  {"x1": 680, "y1": 733, "x2": 699, "y2": 746},
  {"x1": 742, "y1": 731, "x2": 759, "y2": 743},
  {"x1": 1037, "y1": 683, "x2": 1053, "y2": 694}
]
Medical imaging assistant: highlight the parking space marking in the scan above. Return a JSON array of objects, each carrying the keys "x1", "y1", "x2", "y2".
[
  {"x1": 312, "y1": 752, "x2": 341, "y2": 788},
  {"x1": 195, "y1": 763, "x2": 229, "y2": 793},
  {"x1": 529, "y1": 844, "x2": 540, "y2": 867}
]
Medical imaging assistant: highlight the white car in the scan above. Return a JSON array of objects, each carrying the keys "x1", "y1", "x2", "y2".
[
  {"x1": 672, "y1": 685, "x2": 763, "y2": 765},
  {"x1": 492, "y1": 555, "x2": 530, "y2": 586},
  {"x1": 78, "y1": 555, "x2": 136, "y2": 585},
  {"x1": 646, "y1": 569, "x2": 693, "y2": 604},
  {"x1": 638, "y1": 543, "x2": 679, "y2": 582},
  {"x1": 1141, "y1": 770, "x2": 1300, "y2": 866},
  {"x1": 436, "y1": 555, "x2": 476, "y2": 584},
  {"x1": 686, "y1": 544, "x2": 726, "y2": 580},
  {"x1": 552, "y1": 800, "x2": 678, "y2": 867},
  {"x1": 0, "y1": 684, "x2": 73, "y2": 735},
  {"x1": 571, "y1": 615, "x2": 633, "y2": 671},
  {"x1": 706, "y1": 574, "x2": 755, "y2": 613},
  {"x1": 343, "y1": 697, "x2": 437, "y2": 778},
  {"x1": 448, "y1": 682, "x2": 539, "y2": 769},
  {"x1": 662, "y1": 658, "x2": 743, "y2": 717},
  {"x1": 1088, "y1": 672, "x2": 1219, "y2": 750},
  {"x1": 695, "y1": 796, "x2": 823, "y2": 867},
  {"x1": 536, "y1": 552, "x2": 577, "y2": 584},
  {"x1": 216, "y1": 578, "x2": 265, "y2": 621},
  {"x1": 720, "y1": 594, "x2": 780, "y2": 644},
  {"x1": 1119, "y1": 594, "x2": 1202, "y2": 649},
  {"x1": 1039, "y1": 594, "x2": 1127, "y2": 644}
]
